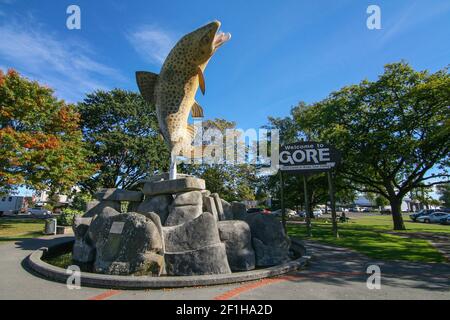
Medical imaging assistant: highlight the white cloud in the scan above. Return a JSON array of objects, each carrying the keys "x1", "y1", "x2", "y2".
[
  {"x1": 126, "y1": 25, "x2": 176, "y2": 65},
  {"x1": 0, "y1": 19, "x2": 124, "y2": 102},
  {"x1": 378, "y1": 1, "x2": 450, "y2": 45}
]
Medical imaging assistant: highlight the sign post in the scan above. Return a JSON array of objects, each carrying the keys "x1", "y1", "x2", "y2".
[
  {"x1": 327, "y1": 171, "x2": 339, "y2": 238},
  {"x1": 279, "y1": 171, "x2": 286, "y2": 233},
  {"x1": 278, "y1": 141, "x2": 341, "y2": 238},
  {"x1": 302, "y1": 174, "x2": 312, "y2": 237}
]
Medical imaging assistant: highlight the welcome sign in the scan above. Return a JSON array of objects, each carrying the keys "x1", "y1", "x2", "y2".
[{"x1": 279, "y1": 142, "x2": 341, "y2": 173}]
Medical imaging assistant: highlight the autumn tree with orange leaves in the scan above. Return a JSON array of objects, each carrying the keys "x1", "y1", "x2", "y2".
[{"x1": 0, "y1": 69, "x2": 95, "y2": 195}]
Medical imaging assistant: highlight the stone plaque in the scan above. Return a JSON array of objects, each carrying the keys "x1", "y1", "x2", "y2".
[{"x1": 109, "y1": 222, "x2": 125, "y2": 234}]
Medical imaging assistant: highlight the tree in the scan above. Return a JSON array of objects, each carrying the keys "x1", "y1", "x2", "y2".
[
  {"x1": 295, "y1": 62, "x2": 450, "y2": 230},
  {"x1": 0, "y1": 69, "x2": 94, "y2": 195},
  {"x1": 266, "y1": 112, "x2": 356, "y2": 215},
  {"x1": 77, "y1": 89, "x2": 169, "y2": 193},
  {"x1": 366, "y1": 192, "x2": 389, "y2": 209},
  {"x1": 411, "y1": 185, "x2": 439, "y2": 209},
  {"x1": 179, "y1": 118, "x2": 263, "y2": 202},
  {"x1": 436, "y1": 184, "x2": 450, "y2": 207}
]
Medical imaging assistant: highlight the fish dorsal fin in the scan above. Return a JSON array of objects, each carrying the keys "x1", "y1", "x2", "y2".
[
  {"x1": 197, "y1": 67, "x2": 206, "y2": 95},
  {"x1": 191, "y1": 101, "x2": 204, "y2": 118},
  {"x1": 136, "y1": 71, "x2": 158, "y2": 104}
]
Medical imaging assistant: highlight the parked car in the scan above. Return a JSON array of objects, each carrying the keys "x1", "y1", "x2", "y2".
[
  {"x1": 361, "y1": 208, "x2": 371, "y2": 213},
  {"x1": 416, "y1": 212, "x2": 449, "y2": 224},
  {"x1": 246, "y1": 207, "x2": 271, "y2": 214},
  {"x1": 296, "y1": 210, "x2": 323, "y2": 218},
  {"x1": 410, "y1": 209, "x2": 439, "y2": 222},
  {"x1": 271, "y1": 209, "x2": 297, "y2": 218},
  {"x1": 440, "y1": 216, "x2": 450, "y2": 225},
  {"x1": 312, "y1": 209, "x2": 323, "y2": 217},
  {"x1": 27, "y1": 207, "x2": 52, "y2": 218}
]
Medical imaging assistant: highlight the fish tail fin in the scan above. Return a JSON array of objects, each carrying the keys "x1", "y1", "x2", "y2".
[{"x1": 136, "y1": 71, "x2": 158, "y2": 104}]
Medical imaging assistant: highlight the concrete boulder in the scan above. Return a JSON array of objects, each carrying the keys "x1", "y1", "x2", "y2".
[
  {"x1": 202, "y1": 195, "x2": 219, "y2": 221},
  {"x1": 165, "y1": 191, "x2": 203, "y2": 226},
  {"x1": 231, "y1": 201, "x2": 247, "y2": 220},
  {"x1": 164, "y1": 243, "x2": 231, "y2": 276},
  {"x1": 212, "y1": 193, "x2": 225, "y2": 220},
  {"x1": 137, "y1": 194, "x2": 173, "y2": 225},
  {"x1": 218, "y1": 220, "x2": 255, "y2": 271},
  {"x1": 72, "y1": 217, "x2": 92, "y2": 240},
  {"x1": 163, "y1": 212, "x2": 231, "y2": 276},
  {"x1": 83, "y1": 200, "x2": 121, "y2": 218},
  {"x1": 87, "y1": 207, "x2": 120, "y2": 244},
  {"x1": 143, "y1": 177, "x2": 205, "y2": 196},
  {"x1": 243, "y1": 213, "x2": 291, "y2": 267},
  {"x1": 72, "y1": 240, "x2": 96, "y2": 263},
  {"x1": 163, "y1": 212, "x2": 220, "y2": 252},
  {"x1": 221, "y1": 199, "x2": 233, "y2": 220},
  {"x1": 94, "y1": 188, "x2": 143, "y2": 202},
  {"x1": 94, "y1": 212, "x2": 164, "y2": 276}
]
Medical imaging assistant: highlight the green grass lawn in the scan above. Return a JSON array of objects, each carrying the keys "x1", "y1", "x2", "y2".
[
  {"x1": 0, "y1": 218, "x2": 45, "y2": 243},
  {"x1": 288, "y1": 214, "x2": 450, "y2": 263}
]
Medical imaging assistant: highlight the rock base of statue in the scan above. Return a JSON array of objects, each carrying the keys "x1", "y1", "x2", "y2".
[{"x1": 73, "y1": 175, "x2": 291, "y2": 276}]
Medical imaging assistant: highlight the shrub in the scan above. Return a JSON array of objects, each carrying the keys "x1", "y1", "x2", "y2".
[{"x1": 57, "y1": 208, "x2": 83, "y2": 226}]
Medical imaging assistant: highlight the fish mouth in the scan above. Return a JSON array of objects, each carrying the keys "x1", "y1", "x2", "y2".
[
  {"x1": 211, "y1": 20, "x2": 231, "y2": 50},
  {"x1": 213, "y1": 31, "x2": 231, "y2": 49}
]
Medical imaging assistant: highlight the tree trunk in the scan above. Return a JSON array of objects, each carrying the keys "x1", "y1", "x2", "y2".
[{"x1": 390, "y1": 198, "x2": 406, "y2": 230}]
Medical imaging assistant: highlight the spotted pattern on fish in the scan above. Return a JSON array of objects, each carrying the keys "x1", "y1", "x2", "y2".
[{"x1": 136, "y1": 21, "x2": 231, "y2": 159}]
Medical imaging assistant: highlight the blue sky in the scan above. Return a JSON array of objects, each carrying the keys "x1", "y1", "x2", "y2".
[{"x1": 1, "y1": 0, "x2": 449, "y2": 130}]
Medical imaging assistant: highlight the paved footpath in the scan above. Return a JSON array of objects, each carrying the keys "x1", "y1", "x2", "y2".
[{"x1": 0, "y1": 236, "x2": 449, "y2": 300}]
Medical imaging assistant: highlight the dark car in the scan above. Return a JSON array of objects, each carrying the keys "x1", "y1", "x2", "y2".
[
  {"x1": 440, "y1": 215, "x2": 450, "y2": 225},
  {"x1": 410, "y1": 209, "x2": 441, "y2": 222},
  {"x1": 246, "y1": 207, "x2": 271, "y2": 214}
]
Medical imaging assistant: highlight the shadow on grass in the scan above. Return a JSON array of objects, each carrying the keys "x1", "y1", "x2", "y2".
[
  {"x1": 0, "y1": 231, "x2": 44, "y2": 243},
  {"x1": 285, "y1": 241, "x2": 450, "y2": 292}
]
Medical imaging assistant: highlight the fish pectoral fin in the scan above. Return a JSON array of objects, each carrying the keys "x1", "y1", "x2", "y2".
[
  {"x1": 191, "y1": 101, "x2": 204, "y2": 118},
  {"x1": 136, "y1": 71, "x2": 158, "y2": 104},
  {"x1": 197, "y1": 67, "x2": 206, "y2": 95}
]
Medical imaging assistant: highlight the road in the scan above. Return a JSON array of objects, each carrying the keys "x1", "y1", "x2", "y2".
[{"x1": 0, "y1": 235, "x2": 448, "y2": 300}]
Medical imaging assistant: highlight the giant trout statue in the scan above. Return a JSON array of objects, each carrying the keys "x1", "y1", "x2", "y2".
[{"x1": 136, "y1": 20, "x2": 231, "y2": 180}]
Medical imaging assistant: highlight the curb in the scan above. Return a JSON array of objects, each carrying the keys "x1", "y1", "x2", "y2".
[{"x1": 26, "y1": 238, "x2": 310, "y2": 290}]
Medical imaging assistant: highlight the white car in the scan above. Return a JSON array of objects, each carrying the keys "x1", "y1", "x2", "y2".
[
  {"x1": 416, "y1": 212, "x2": 449, "y2": 224},
  {"x1": 272, "y1": 209, "x2": 297, "y2": 218},
  {"x1": 27, "y1": 207, "x2": 52, "y2": 217},
  {"x1": 313, "y1": 209, "x2": 323, "y2": 217}
]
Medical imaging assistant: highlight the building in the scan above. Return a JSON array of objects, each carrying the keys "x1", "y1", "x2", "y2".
[{"x1": 0, "y1": 195, "x2": 31, "y2": 215}]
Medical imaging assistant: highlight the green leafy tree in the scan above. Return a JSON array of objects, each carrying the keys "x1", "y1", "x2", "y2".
[
  {"x1": 0, "y1": 69, "x2": 95, "y2": 195},
  {"x1": 294, "y1": 62, "x2": 450, "y2": 230},
  {"x1": 266, "y1": 113, "x2": 356, "y2": 215},
  {"x1": 180, "y1": 118, "x2": 263, "y2": 202},
  {"x1": 436, "y1": 184, "x2": 450, "y2": 207},
  {"x1": 77, "y1": 89, "x2": 169, "y2": 193}
]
